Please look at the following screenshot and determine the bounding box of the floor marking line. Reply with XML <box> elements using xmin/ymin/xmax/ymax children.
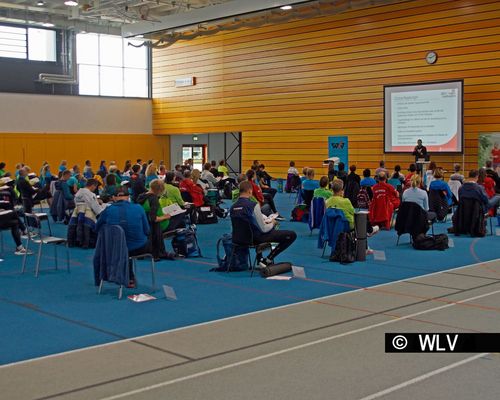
<box><xmin>3</xmin><ymin>258</ymin><xmax>498</xmax><ymax>369</ymax></box>
<box><xmin>356</xmin><ymin>353</ymin><xmax>488</xmax><ymax>400</ymax></box>
<box><xmin>95</xmin><ymin>289</ymin><xmax>500</xmax><ymax>400</ymax></box>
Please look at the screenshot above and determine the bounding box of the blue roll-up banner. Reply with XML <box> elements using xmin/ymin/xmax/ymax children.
<box><xmin>328</xmin><ymin>136</ymin><xmax>348</xmax><ymax>169</ymax></box>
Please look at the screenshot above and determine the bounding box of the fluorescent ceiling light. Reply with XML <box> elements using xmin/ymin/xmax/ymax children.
<box><xmin>36</xmin><ymin>1</ymin><xmax>45</xmax><ymax>6</ymax></box>
<box><xmin>280</xmin><ymin>5</ymin><xmax>292</xmax><ymax>10</ymax></box>
<box><xmin>64</xmin><ymin>1</ymin><xmax>78</xmax><ymax>6</ymax></box>
<box><xmin>42</xmin><ymin>22</ymin><xmax>54</xmax><ymax>27</ymax></box>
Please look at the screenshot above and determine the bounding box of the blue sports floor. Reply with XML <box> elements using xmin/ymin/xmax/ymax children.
<box><xmin>0</xmin><ymin>192</ymin><xmax>498</xmax><ymax>365</ymax></box>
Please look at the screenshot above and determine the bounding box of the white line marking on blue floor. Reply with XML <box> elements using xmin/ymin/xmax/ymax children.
<box><xmin>96</xmin><ymin>289</ymin><xmax>500</xmax><ymax>400</ymax></box>
<box><xmin>2</xmin><ymin>258</ymin><xmax>498</xmax><ymax>369</ymax></box>
<box><xmin>448</xmin><ymin>238</ymin><xmax>455</xmax><ymax>248</ymax></box>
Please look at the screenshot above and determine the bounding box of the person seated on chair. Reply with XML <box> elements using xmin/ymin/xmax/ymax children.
<box><xmin>314</xmin><ymin>176</ymin><xmax>333</xmax><ymax>200</ymax></box>
<box><xmin>231</xmin><ymin>181</ymin><xmax>297</xmax><ymax>267</ymax></box>
<box><xmin>74</xmin><ymin>179</ymin><xmax>105</xmax><ymax>217</ymax></box>
<box><xmin>428</xmin><ymin>168</ymin><xmax>453</xmax><ymax>207</ymax></box>
<box><xmin>129</xmin><ymin>164</ymin><xmax>146</xmax><ymax>203</ymax></box>
<box><xmin>95</xmin><ymin>187</ymin><xmax>151</xmax><ymax>288</ymax></box>
<box><xmin>402</xmin><ymin>174</ymin><xmax>436</xmax><ymax>220</ymax></box>
<box><xmin>391</xmin><ymin>165</ymin><xmax>405</xmax><ymax>183</ymax></box>
<box><xmin>162</xmin><ymin>172</ymin><xmax>185</xmax><ymax>207</ymax></box>
<box><xmin>179</xmin><ymin>170</ymin><xmax>205</xmax><ymax>207</ymax></box>
<box><xmin>257</xmin><ymin>164</ymin><xmax>277</xmax><ymax>199</ymax></box>
<box><xmin>360</xmin><ymin>168</ymin><xmax>376</xmax><ymax>187</ymax></box>
<box><xmin>16</xmin><ymin>167</ymin><xmax>48</xmax><ymax>214</ymax></box>
<box><xmin>100</xmin><ymin>173</ymin><xmax>120</xmax><ymax>203</ymax></box>
<box><xmin>347</xmin><ymin>165</ymin><xmax>360</xmax><ymax>185</ymax></box>
<box><xmin>484</xmin><ymin>161</ymin><xmax>500</xmax><ymax>193</ymax></box>
<box><xmin>0</xmin><ymin>177</ymin><xmax>30</xmax><ymax>255</ymax></box>
<box><xmin>232</xmin><ymin>174</ymin><xmax>273</xmax><ymax>216</ymax></box>
<box><xmin>450</xmin><ymin>164</ymin><xmax>465</xmax><ymax>184</ymax></box>
<box><xmin>326</xmin><ymin>180</ymin><xmax>379</xmax><ymax>236</ymax></box>
<box><xmin>137</xmin><ymin>179</ymin><xmax>183</xmax><ymax>260</ymax></box>
<box><xmin>0</xmin><ymin>162</ymin><xmax>6</xmax><ymax>178</ymax></box>
<box><xmin>369</xmin><ymin>172</ymin><xmax>400</xmax><ymax>230</ymax></box>
<box><xmin>404</xmin><ymin>163</ymin><xmax>418</xmax><ymax>189</ymax></box>
<box><xmin>201</xmin><ymin>162</ymin><xmax>218</xmax><ymax>188</ymax></box>
<box><xmin>288</xmin><ymin>160</ymin><xmax>299</xmax><ymax>177</ymax></box>
<box><xmin>192</xmin><ymin>169</ymin><xmax>210</xmax><ymax>195</ymax></box>
<box><xmin>478</xmin><ymin>168</ymin><xmax>496</xmax><ymax>199</ymax></box>
<box><xmin>217</xmin><ymin>160</ymin><xmax>229</xmax><ymax>177</ymax></box>
<box><xmin>302</xmin><ymin>168</ymin><xmax>319</xmax><ymax>191</ymax></box>
<box><xmin>375</xmin><ymin>160</ymin><xmax>389</xmax><ymax>179</ymax></box>
<box><xmin>457</xmin><ymin>170</ymin><xmax>492</xmax><ymax>213</ymax></box>
<box><xmin>245</xmin><ymin>169</ymin><xmax>282</xmax><ymax>218</ymax></box>
<box><xmin>145</xmin><ymin>163</ymin><xmax>158</xmax><ymax>189</ymax></box>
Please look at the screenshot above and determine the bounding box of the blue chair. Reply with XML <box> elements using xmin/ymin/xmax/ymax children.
<box><xmin>318</xmin><ymin>208</ymin><xmax>351</xmax><ymax>257</ymax></box>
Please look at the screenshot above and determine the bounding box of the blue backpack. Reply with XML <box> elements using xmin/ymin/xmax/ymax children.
<box><xmin>171</xmin><ymin>228</ymin><xmax>201</xmax><ymax>257</ymax></box>
<box><xmin>212</xmin><ymin>234</ymin><xmax>249</xmax><ymax>272</ymax></box>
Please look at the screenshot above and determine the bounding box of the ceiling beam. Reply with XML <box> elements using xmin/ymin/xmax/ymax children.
<box><xmin>122</xmin><ymin>0</ymin><xmax>313</xmax><ymax>37</ymax></box>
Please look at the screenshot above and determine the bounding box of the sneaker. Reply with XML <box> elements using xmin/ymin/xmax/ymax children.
<box><xmin>258</xmin><ymin>257</ymin><xmax>273</xmax><ymax>269</ymax></box>
<box><xmin>14</xmin><ymin>246</ymin><xmax>33</xmax><ymax>256</ymax></box>
<box><xmin>366</xmin><ymin>247</ymin><xmax>374</xmax><ymax>255</ymax></box>
<box><xmin>367</xmin><ymin>226</ymin><xmax>380</xmax><ymax>237</ymax></box>
<box><xmin>275</xmin><ymin>215</ymin><xmax>286</xmax><ymax>221</ymax></box>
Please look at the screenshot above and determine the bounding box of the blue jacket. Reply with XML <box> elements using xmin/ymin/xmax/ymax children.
<box><xmin>318</xmin><ymin>208</ymin><xmax>351</xmax><ymax>250</ymax></box>
<box><xmin>93</xmin><ymin>224</ymin><xmax>129</xmax><ymax>286</ymax></box>
<box><xmin>429</xmin><ymin>180</ymin><xmax>453</xmax><ymax>206</ymax></box>
<box><xmin>95</xmin><ymin>201</ymin><xmax>150</xmax><ymax>251</ymax></box>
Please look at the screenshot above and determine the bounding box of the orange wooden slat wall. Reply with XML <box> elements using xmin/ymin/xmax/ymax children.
<box><xmin>151</xmin><ymin>0</ymin><xmax>500</xmax><ymax>177</ymax></box>
<box><xmin>0</xmin><ymin>133</ymin><xmax>169</xmax><ymax>175</ymax></box>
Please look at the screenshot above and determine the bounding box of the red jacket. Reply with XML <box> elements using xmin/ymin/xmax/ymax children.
<box><xmin>179</xmin><ymin>179</ymin><xmax>205</xmax><ymax>207</ymax></box>
<box><xmin>250</xmin><ymin>180</ymin><xmax>264</xmax><ymax>205</ymax></box>
<box><xmin>369</xmin><ymin>181</ymin><xmax>400</xmax><ymax>229</ymax></box>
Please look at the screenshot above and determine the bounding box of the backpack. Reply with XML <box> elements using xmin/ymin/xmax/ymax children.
<box><xmin>196</xmin><ymin>206</ymin><xmax>218</xmax><ymax>224</ymax></box>
<box><xmin>329</xmin><ymin>231</ymin><xmax>357</xmax><ymax>264</ymax></box>
<box><xmin>171</xmin><ymin>228</ymin><xmax>201</xmax><ymax>257</ymax></box>
<box><xmin>223</xmin><ymin>181</ymin><xmax>234</xmax><ymax>199</ymax></box>
<box><xmin>212</xmin><ymin>234</ymin><xmax>249</xmax><ymax>272</ymax></box>
<box><xmin>291</xmin><ymin>204</ymin><xmax>309</xmax><ymax>222</ymax></box>
<box><xmin>412</xmin><ymin>233</ymin><xmax>449</xmax><ymax>251</ymax></box>
<box><xmin>356</xmin><ymin>187</ymin><xmax>371</xmax><ymax>209</ymax></box>
<box><xmin>344</xmin><ymin>180</ymin><xmax>360</xmax><ymax>207</ymax></box>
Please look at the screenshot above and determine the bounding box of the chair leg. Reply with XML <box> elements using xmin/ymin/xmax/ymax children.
<box><xmin>118</xmin><ymin>285</ymin><xmax>123</xmax><ymax>300</ymax></box>
<box><xmin>132</xmin><ymin>258</ymin><xmax>137</xmax><ymax>286</ymax></box>
<box><xmin>21</xmin><ymin>237</ymin><xmax>29</xmax><ymax>274</ymax></box>
<box><xmin>35</xmin><ymin>241</ymin><xmax>43</xmax><ymax>277</ymax></box>
<box><xmin>489</xmin><ymin>217</ymin><xmax>493</xmax><ymax>236</ymax></box>
<box><xmin>150</xmin><ymin>257</ymin><xmax>156</xmax><ymax>291</ymax></box>
<box><xmin>46</xmin><ymin>217</ymin><xmax>53</xmax><ymax>236</ymax></box>
<box><xmin>396</xmin><ymin>235</ymin><xmax>400</xmax><ymax>246</ymax></box>
<box><xmin>227</xmin><ymin>246</ymin><xmax>236</xmax><ymax>273</ymax></box>
<box><xmin>66</xmin><ymin>244</ymin><xmax>70</xmax><ymax>273</ymax></box>
<box><xmin>98</xmin><ymin>279</ymin><xmax>103</xmax><ymax>294</ymax></box>
<box><xmin>53</xmin><ymin>245</ymin><xmax>58</xmax><ymax>270</ymax></box>
<box><xmin>250</xmin><ymin>252</ymin><xmax>255</xmax><ymax>277</ymax></box>
<box><xmin>321</xmin><ymin>241</ymin><xmax>327</xmax><ymax>258</ymax></box>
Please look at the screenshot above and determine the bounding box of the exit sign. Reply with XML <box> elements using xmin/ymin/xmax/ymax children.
<box><xmin>175</xmin><ymin>77</ymin><xmax>196</xmax><ymax>87</ymax></box>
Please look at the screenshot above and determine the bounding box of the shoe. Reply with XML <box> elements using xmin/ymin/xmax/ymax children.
<box><xmin>366</xmin><ymin>248</ymin><xmax>374</xmax><ymax>255</ymax></box>
<box><xmin>275</xmin><ymin>215</ymin><xmax>286</xmax><ymax>221</ymax></box>
<box><xmin>15</xmin><ymin>246</ymin><xmax>33</xmax><ymax>256</ymax></box>
<box><xmin>258</xmin><ymin>258</ymin><xmax>273</xmax><ymax>269</ymax></box>
<box><xmin>127</xmin><ymin>280</ymin><xmax>136</xmax><ymax>289</ymax></box>
<box><xmin>367</xmin><ymin>226</ymin><xmax>380</xmax><ymax>237</ymax></box>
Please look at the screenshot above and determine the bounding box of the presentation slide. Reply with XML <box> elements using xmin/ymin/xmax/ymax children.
<box><xmin>384</xmin><ymin>81</ymin><xmax>463</xmax><ymax>153</ymax></box>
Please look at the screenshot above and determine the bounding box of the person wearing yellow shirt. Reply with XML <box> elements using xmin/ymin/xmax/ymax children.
<box><xmin>325</xmin><ymin>180</ymin><xmax>355</xmax><ymax>229</ymax></box>
<box><xmin>217</xmin><ymin>160</ymin><xmax>229</xmax><ymax>177</ymax></box>
<box><xmin>313</xmin><ymin>176</ymin><xmax>333</xmax><ymax>200</ymax></box>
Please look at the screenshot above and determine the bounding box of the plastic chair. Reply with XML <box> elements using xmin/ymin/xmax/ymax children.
<box><xmin>21</xmin><ymin>213</ymin><xmax>70</xmax><ymax>277</ymax></box>
<box><xmin>229</xmin><ymin>218</ymin><xmax>272</xmax><ymax>277</ymax></box>
<box><xmin>95</xmin><ymin>225</ymin><xmax>156</xmax><ymax>299</ymax></box>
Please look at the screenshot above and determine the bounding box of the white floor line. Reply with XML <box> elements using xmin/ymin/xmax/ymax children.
<box><xmin>357</xmin><ymin>353</ymin><xmax>488</xmax><ymax>400</ymax></box>
<box><xmin>96</xmin><ymin>289</ymin><xmax>500</xmax><ymax>400</ymax></box>
<box><xmin>1</xmin><ymin>258</ymin><xmax>499</xmax><ymax>369</ymax></box>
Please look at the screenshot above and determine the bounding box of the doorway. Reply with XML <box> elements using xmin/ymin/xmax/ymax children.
<box><xmin>182</xmin><ymin>144</ymin><xmax>207</xmax><ymax>170</ymax></box>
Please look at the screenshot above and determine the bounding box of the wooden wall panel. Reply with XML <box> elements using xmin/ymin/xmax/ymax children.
<box><xmin>152</xmin><ymin>0</ymin><xmax>500</xmax><ymax>177</ymax></box>
<box><xmin>0</xmin><ymin>134</ymin><xmax>169</xmax><ymax>176</ymax></box>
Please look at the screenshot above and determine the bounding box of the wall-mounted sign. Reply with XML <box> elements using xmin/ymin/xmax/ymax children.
<box><xmin>175</xmin><ymin>77</ymin><xmax>196</xmax><ymax>87</ymax></box>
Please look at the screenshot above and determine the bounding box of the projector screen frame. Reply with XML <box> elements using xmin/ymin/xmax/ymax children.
<box><xmin>383</xmin><ymin>79</ymin><xmax>464</xmax><ymax>154</ymax></box>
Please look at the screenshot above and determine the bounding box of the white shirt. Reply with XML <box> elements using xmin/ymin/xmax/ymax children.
<box><xmin>74</xmin><ymin>187</ymin><xmax>105</xmax><ymax>216</ymax></box>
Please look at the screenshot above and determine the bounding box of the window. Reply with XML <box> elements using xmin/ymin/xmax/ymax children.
<box><xmin>28</xmin><ymin>28</ymin><xmax>56</xmax><ymax>62</ymax></box>
<box><xmin>77</xmin><ymin>33</ymin><xmax>149</xmax><ymax>98</ymax></box>
<box><xmin>0</xmin><ymin>24</ymin><xmax>56</xmax><ymax>61</ymax></box>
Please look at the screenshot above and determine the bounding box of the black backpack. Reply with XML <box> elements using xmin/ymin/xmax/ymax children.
<box><xmin>412</xmin><ymin>233</ymin><xmax>449</xmax><ymax>250</ymax></box>
<box><xmin>356</xmin><ymin>187</ymin><xmax>371</xmax><ymax>209</ymax></box>
<box><xmin>171</xmin><ymin>228</ymin><xmax>201</xmax><ymax>257</ymax></box>
<box><xmin>329</xmin><ymin>232</ymin><xmax>357</xmax><ymax>264</ymax></box>
<box><xmin>196</xmin><ymin>206</ymin><xmax>218</xmax><ymax>224</ymax></box>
